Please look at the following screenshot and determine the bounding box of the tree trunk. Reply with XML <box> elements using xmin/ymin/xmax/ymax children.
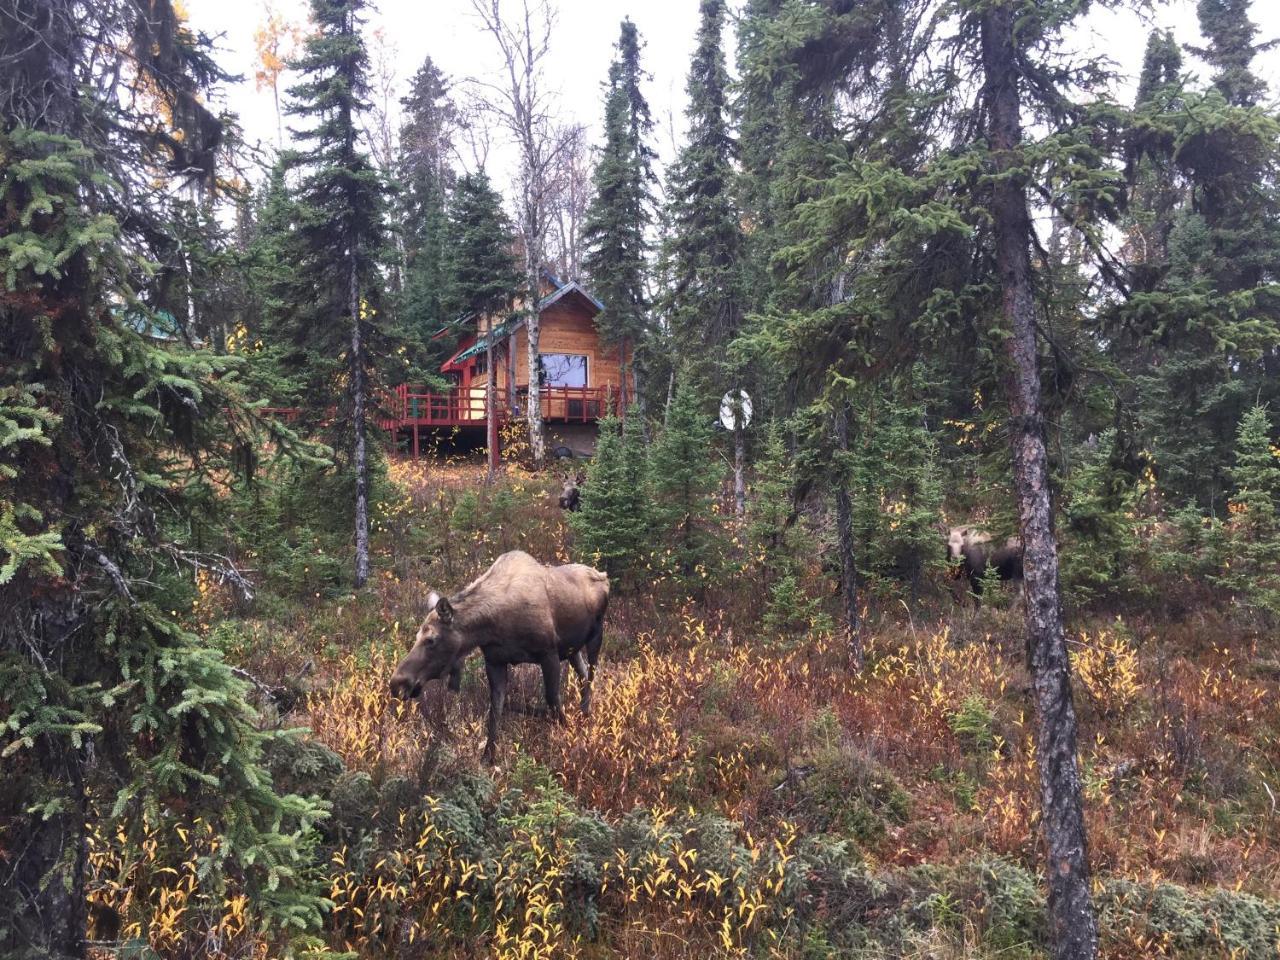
<box><xmin>10</xmin><ymin>698</ymin><xmax>88</xmax><ymax>959</ymax></box>
<box><xmin>273</xmin><ymin>81</ymin><xmax>283</xmax><ymax>150</ymax></box>
<box><xmin>486</xmin><ymin>336</ymin><xmax>499</xmax><ymax>481</ymax></box>
<box><xmin>833</xmin><ymin>405</ymin><xmax>863</xmax><ymax>670</ymax></box>
<box><xmin>733</xmin><ymin>422</ymin><xmax>746</xmax><ymax>518</ymax></box>
<box><xmin>350</xmin><ymin>256</ymin><xmax>370</xmax><ymax>589</ymax></box>
<box><xmin>524</xmin><ymin>255</ymin><xmax>545</xmax><ymax>464</ymax></box>
<box><xmin>981</xmin><ymin>6</ymin><xmax>1098</xmax><ymax>958</ymax></box>
<box><xmin>619</xmin><ymin>336</ymin><xmax>630</xmax><ymax>410</ymax></box>
<box><xmin>505</xmin><ymin>334</ymin><xmax>517</xmax><ymax>413</ymax></box>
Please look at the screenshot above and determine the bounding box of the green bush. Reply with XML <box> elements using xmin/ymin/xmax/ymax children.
<box><xmin>1100</xmin><ymin>878</ymin><xmax>1280</xmax><ymax>958</ymax></box>
<box><xmin>949</xmin><ymin>695</ymin><xmax>996</xmax><ymax>754</ymax></box>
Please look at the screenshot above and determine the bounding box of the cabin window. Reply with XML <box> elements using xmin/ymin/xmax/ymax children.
<box><xmin>474</xmin><ymin>353</ymin><xmax>488</xmax><ymax>376</ymax></box>
<box><xmin>538</xmin><ymin>353</ymin><xmax>588</xmax><ymax>388</ymax></box>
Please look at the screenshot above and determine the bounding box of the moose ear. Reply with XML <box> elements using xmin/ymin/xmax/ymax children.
<box><xmin>435</xmin><ymin>596</ymin><xmax>455</xmax><ymax>624</ymax></box>
<box><xmin>426</xmin><ymin>590</ymin><xmax>442</xmax><ymax>612</ymax></box>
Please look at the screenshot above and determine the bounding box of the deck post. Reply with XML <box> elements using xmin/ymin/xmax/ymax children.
<box><xmin>412</xmin><ymin>424</ymin><xmax>419</xmax><ymax>459</ymax></box>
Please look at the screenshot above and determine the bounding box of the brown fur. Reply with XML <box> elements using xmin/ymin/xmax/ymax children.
<box><xmin>389</xmin><ymin>550</ymin><xmax>608</xmax><ymax>762</ymax></box>
<box><xmin>946</xmin><ymin>526</ymin><xmax>1023</xmax><ymax>601</ymax></box>
<box><xmin>557</xmin><ymin>472</ymin><xmax>585</xmax><ymax>511</ymax></box>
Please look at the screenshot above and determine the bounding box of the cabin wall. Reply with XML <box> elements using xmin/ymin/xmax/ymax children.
<box><xmin>492</xmin><ymin>303</ymin><xmax>629</xmax><ymax>398</ymax></box>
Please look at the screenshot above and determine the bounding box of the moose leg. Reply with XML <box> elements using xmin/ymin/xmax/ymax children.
<box><xmin>580</xmin><ymin>619</ymin><xmax>604</xmax><ymax>716</ymax></box>
<box><xmin>540</xmin><ymin>654</ymin><xmax>567</xmax><ymax>725</ymax></box>
<box><xmin>568</xmin><ymin>649</ymin><xmax>589</xmax><ymax>714</ymax></box>
<box><xmin>968</xmin><ymin>565</ymin><xmax>985</xmax><ymax>607</ymax></box>
<box><xmin>446</xmin><ymin>662</ymin><xmax>462</xmax><ymax>693</ymax></box>
<box><xmin>482</xmin><ymin>660</ymin><xmax>509</xmax><ymax>765</ymax></box>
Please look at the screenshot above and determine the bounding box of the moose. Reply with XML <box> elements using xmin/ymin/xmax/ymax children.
<box><xmin>946</xmin><ymin>526</ymin><xmax>1024</xmax><ymax>601</ymax></box>
<box><xmin>557</xmin><ymin>472</ymin><xmax>585</xmax><ymax>511</ymax></box>
<box><xmin>389</xmin><ymin>550</ymin><xmax>608</xmax><ymax>763</ymax></box>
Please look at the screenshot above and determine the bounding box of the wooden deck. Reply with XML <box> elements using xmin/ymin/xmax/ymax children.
<box><xmin>260</xmin><ymin>385</ymin><xmax>616</xmax><ymax>459</ymax></box>
<box><xmin>381</xmin><ymin>384</ymin><xmax>615</xmax><ymax>429</ymax></box>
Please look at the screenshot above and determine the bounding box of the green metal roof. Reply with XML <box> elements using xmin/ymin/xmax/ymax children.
<box><xmin>453</xmin><ymin>317</ymin><xmax>518</xmax><ymax>363</ymax></box>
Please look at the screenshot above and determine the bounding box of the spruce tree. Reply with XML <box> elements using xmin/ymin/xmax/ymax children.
<box><xmin>648</xmin><ymin>385</ymin><xmax>723</xmax><ymax>591</ymax></box>
<box><xmin>281</xmin><ymin>0</ymin><xmax>389</xmax><ymax>587</ymax></box>
<box><xmin>399</xmin><ymin>55</ymin><xmax>457</xmax><ymax>354</ymax></box>
<box><xmin>1124</xmin><ymin>30</ymin><xmax>1186</xmax><ymax>296</ymax></box>
<box><xmin>1115</xmin><ymin>1</ymin><xmax>1280</xmax><ymax>513</ymax></box>
<box><xmin>1</xmin><ymin>2</ymin><xmax>327</xmax><ymax>953</ymax></box>
<box><xmin>570</xmin><ymin>410</ymin><xmax>650</xmax><ymax>582</ymax></box>
<box><xmin>444</xmin><ymin>171</ymin><xmax>522</xmax><ymax>477</ymax></box>
<box><xmin>582</xmin><ymin>20</ymin><xmax>655</xmax><ymax>407</ymax></box>
<box><xmin>1060</xmin><ymin>430</ymin><xmax>1143</xmax><ymax>606</ymax></box>
<box><xmin>445</xmin><ymin>173</ymin><xmax>522</xmax><ymax>323</ymax></box>
<box><xmin>662</xmin><ymin>0</ymin><xmax>744</xmax><ymax>402</ymax></box>
<box><xmin>850</xmin><ymin>376</ymin><xmax>945</xmax><ymax>600</ymax></box>
<box><xmin>1192</xmin><ymin>0</ymin><xmax>1274</xmax><ymax>108</ymax></box>
<box><xmin>749</xmin><ymin>422</ymin><xmax>834</xmax><ymax>636</ymax></box>
<box><xmin>741</xmin><ymin>0</ymin><xmax>1117</xmax><ymax>950</ymax></box>
<box><xmin>1217</xmin><ymin>405</ymin><xmax>1280</xmax><ymax>616</ymax></box>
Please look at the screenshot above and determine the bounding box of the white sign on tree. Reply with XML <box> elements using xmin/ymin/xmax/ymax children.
<box><xmin>719</xmin><ymin>389</ymin><xmax>753</xmax><ymax>431</ymax></box>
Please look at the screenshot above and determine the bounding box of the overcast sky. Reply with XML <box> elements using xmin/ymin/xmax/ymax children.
<box><xmin>187</xmin><ymin>0</ymin><xmax>1280</xmax><ymax>191</ymax></box>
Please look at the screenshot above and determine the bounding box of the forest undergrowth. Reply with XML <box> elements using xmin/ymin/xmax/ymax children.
<box><xmin>81</xmin><ymin>459</ymin><xmax>1280</xmax><ymax>960</ymax></box>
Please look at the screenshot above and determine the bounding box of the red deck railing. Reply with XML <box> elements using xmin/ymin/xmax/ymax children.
<box><xmin>262</xmin><ymin>386</ymin><xmax>618</xmax><ymax>438</ymax></box>
<box><xmin>388</xmin><ymin>384</ymin><xmax>493</xmax><ymax>427</ymax></box>
<box><xmin>381</xmin><ymin>384</ymin><xmax>616</xmax><ymax>429</ymax></box>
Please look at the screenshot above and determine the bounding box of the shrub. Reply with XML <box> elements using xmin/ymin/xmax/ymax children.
<box><xmin>949</xmin><ymin>695</ymin><xmax>996</xmax><ymax>754</ymax></box>
<box><xmin>773</xmin><ymin>744</ymin><xmax>912</xmax><ymax>846</ymax></box>
<box><xmin>1100</xmin><ymin>878</ymin><xmax>1280</xmax><ymax>958</ymax></box>
<box><xmin>1071</xmin><ymin>627</ymin><xmax>1141</xmax><ymax>718</ymax></box>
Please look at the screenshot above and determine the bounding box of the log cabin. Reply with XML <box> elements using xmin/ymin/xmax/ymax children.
<box><xmin>384</xmin><ymin>272</ymin><xmax>634</xmax><ymax>460</ymax></box>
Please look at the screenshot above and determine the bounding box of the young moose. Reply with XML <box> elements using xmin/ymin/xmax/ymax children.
<box><xmin>946</xmin><ymin>526</ymin><xmax>1024</xmax><ymax>601</ymax></box>
<box><xmin>389</xmin><ymin>550</ymin><xmax>608</xmax><ymax>763</ymax></box>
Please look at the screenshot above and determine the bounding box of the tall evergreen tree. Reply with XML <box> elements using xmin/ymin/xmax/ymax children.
<box><xmin>281</xmin><ymin>0</ymin><xmax>389</xmax><ymax>587</ymax></box>
<box><xmin>742</xmin><ymin>0</ymin><xmax>1119</xmax><ymax>951</ymax></box>
<box><xmin>662</xmin><ymin>0</ymin><xmax>743</xmax><ymax>402</ymax></box>
<box><xmin>1</xmin><ymin>2</ymin><xmax>327</xmax><ymax>954</ymax></box>
<box><xmin>1192</xmin><ymin>0</ymin><xmax>1274</xmax><ymax>108</ymax></box>
<box><xmin>444</xmin><ymin>172</ymin><xmax>522</xmax><ymax>477</ymax></box>
<box><xmin>1124</xmin><ymin>30</ymin><xmax>1185</xmax><ymax>294</ymax></box>
<box><xmin>399</xmin><ymin>55</ymin><xmax>457</xmax><ymax>353</ymax></box>
<box><xmin>445</xmin><ymin>173</ymin><xmax>523</xmax><ymax>324</ymax></box>
<box><xmin>1116</xmin><ymin>1</ymin><xmax>1280</xmax><ymax>512</ymax></box>
<box><xmin>582</xmin><ymin>19</ymin><xmax>655</xmax><ymax>408</ymax></box>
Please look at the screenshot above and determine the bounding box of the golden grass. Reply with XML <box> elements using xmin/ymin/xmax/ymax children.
<box><xmin>86</xmin><ymin>460</ymin><xmax>1280</xmax><ymax>958</ymax></box>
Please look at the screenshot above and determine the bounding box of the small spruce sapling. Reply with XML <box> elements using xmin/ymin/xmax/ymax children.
<box><xmin>1217</xmin><ymin>405</ymin><xmax>1280</xmax><ymax>617</ymax></box>
<box><xmin>570</xmin><ymin>410</ymin><xmax>650</xmax><ymax>583</ymax></box>
<box><xmin>648</xmin><ymin>385</ymin><xmax>724</xmax><ymax>591</ymax></box>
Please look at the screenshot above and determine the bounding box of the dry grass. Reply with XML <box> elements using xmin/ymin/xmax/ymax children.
<box><xmin>87</xmin><ymin>459</ymin><xmax>1280</xmax><ymax>958</ymax></box>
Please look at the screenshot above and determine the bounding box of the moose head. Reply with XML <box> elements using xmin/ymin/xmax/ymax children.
<box><xmin>389</xmin><ymin>591</ymin><xmax>467</xmax><ymax>700</ymax></box>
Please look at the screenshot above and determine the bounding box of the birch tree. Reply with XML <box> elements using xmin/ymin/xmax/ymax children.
<box><xmin>470</xmin><ymin>0</ymin><xmax>569</xmax><ymax>464</ymax></box>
